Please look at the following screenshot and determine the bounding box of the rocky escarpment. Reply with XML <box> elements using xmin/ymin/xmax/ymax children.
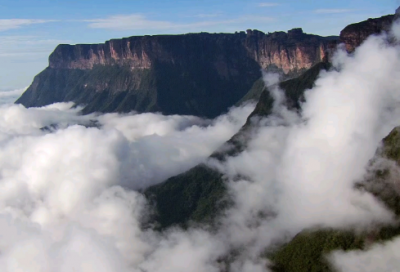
<box><xmin>340</xmin><ymin>14</ymin><xmax>394</xmax><ymax>52</ymax></box>
<box><xmin>16</xmin><ymin>29</ymin><xmax>337</xmax><ymax>118</ymax></box>
<box><xmin>48</xmin><ymin>28</ymin><xmax>334</xmax><ymax>74</ymax></box>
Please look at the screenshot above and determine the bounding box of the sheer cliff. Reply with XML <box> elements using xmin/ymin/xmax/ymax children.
<box><xmin>15</xmin><ymin>29</ymin><xmax>336</xmax><ymax>118</ymax></box>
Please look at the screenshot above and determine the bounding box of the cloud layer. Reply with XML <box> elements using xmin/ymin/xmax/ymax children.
<box><xmin>1</xmin><ymin>18</ymin><xmax>400</xmax><ymax>272</ymax></box>
<box><xmin>314</xmin><ymin>9</ymin><xmax>354</xmax><ymax>14</ymax></box>
<box><xmin>0</xmin><ymin>19</ymin><xmax>56</xmax><ymax>32</ymax></box>
<box><xmin>84</xmin><ymin>14</ymin><xmax>274</xmax><ymax>31</ymax></box>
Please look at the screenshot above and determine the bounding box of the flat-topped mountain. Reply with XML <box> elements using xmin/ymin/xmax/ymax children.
<box><xmin>15</xmin><ymin>28</ymin><xmax>337</xmax><ymax>117</ymax></box>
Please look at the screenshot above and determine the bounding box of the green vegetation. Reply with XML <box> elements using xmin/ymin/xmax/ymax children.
<box><xmin>268</xmin><ymin>224</ymin><xmax>400</xmax><ymax>272</ymax></box>
<box><xmin>143</xmin><ymin>63</ymin><xmax>400</xmax><ymax>272</ymax></box>
<box><xmin>382</xmin><ymin>127</ymin><xmax>400</xmax><ymax>162</ymax></box>
<box><xmin>268</xmin><ymin>125</ymin><xmax>400</xmax><ymax>272</ymax></box>
<box><xmin>235</xmin><ymin>77</ymin><xmax>266</xmax><ymax>105</ymax></box>
<box><xmin>280</xmin><ymin>62</ymin><xmax>331</xmax><ymax>110</ymax></box>
<box><xmin>214</xmin><ymin>61</ymin><xmax>331</xmax><ymax>160</ymax></box>
<box><xmin>269</xmin><ymin>229</ymin><xmax>364</xmax><ymax>272</ymax></box>
<box><xmin>144</xmin><ymin>164</ymin><xmax>228</xmax><ymax>230</ymax></box>
<box><xmin>15</xmin><ymin>65</ymin><xmax>159</xmax><ymax>114</ymax></box>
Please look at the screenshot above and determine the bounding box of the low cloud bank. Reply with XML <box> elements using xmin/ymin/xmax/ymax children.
<box><xmin>0</xmin><ymin>87</ymin><xmax>26</xmax><ymax>105</ymax></box>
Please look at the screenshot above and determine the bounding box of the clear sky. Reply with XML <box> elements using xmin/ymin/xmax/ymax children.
<box><xmin>0</xmin><ymin>0</ymin><xmax>397</xmax><ymax>89</ymax></box>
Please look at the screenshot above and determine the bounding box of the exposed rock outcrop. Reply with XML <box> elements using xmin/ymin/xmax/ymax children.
<box><xmin>340</xmin><ymin>14</ymin><xmax>394</xmax><ymax>52</ymax></box>
<box><xmin>16</xmin><ymin>29</ymin><xmax>337</xmax><ymax>117</ymax></box>
<box><xmin>50</xmin><ymin>30</ymin><xmax>334</xmax><ymax>74</ymax></box>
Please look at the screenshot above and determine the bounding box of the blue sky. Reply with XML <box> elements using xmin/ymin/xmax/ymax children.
<box><xmin>0</xmin><ymin>0</ymin><xmax>397</xmax><ymax>89</ymax></box>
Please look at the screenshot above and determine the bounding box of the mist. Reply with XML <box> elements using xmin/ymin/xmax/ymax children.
<box><xmin>0</xmin><ymin>19</ymin><xmax>400</xmax><ymax>272</ymax></box>
<box><xmin>0</xmin><ymin>88</ymin><xmax>25</xmax><ymax>105</ymax></box>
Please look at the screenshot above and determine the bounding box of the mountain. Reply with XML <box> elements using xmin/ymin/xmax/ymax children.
<box><xmin>143</xmin><ymin>12</ymin><xmax>399</xmax><ymax>230</ymax></box>
<box><xmin>144</xmin><ymin>12</ymin><xmax>400</xmax><ymax>272</ymax></box>
<box><xmin>15</xmin><ymin>29</ymin><xmax>336</xmax><ymax>118</ymax></box>
<box><xmin>144</xmin><ymin>58</ymin><xmax>400</xmax><ymax>272</ymax></box>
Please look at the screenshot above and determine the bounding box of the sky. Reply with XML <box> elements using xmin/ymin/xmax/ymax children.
<box><xmin>0</xmin><ymin>23</ymin><xmax>400</xmax><ymax>271</ymax></box>
<box><xmin>0</xmin><ymin>0</ymin><xmax>397</xmax><ymax>90</ymax></box>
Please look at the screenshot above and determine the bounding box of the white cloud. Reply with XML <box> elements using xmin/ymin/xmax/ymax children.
<box><xmin>0</xmin><ymin>100</ymin><xmax>256</xmax><ymax>271</ymax></box>
<box><xmin>330</xmin><ymin>236</ymin><xmax>400</xmax><ymax>272</ymax></box>
<box><xmin>0</xmin><ymin>19</ymin><xmax>56</xmax><ymax>32</ymax></box>
<box><xmin>193</xmin><ymin>13</ymin><xmax>222</xmax><ymax>18</ymax></box>
<box><xmin>314</xmin><ymin>9</ymin><xmax>354</xmax><ymax>14</ymax></box>
<box><xmin>0</xmin><ymin>36</ymin><xmax>71</xmax><ymax>60</ymax></box>
<box><xmin>206</xmin><ymin>26</ymin><xmax>400</xmax><ymax>266</ymax></box>
<box><xmin>84</xmin><ymin>14</ymin><xmax>274</xmax><ymax>31</ymax></box>
<box><xmin>85</xmin><ymin>14</ymin><xmax>174</xmax><ymax>31</ymax></box>
<box><xmin>258</xmin><ymin>2</ymin><xmax>279</xmax><ymax>7</ymax></box>
<box><xmin>0</xmin><ymin>88</ymin><xmax>26</xmax><ymax>104</ymax></box>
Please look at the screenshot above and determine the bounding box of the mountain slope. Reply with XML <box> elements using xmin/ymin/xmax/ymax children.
<box><xmin>144</xmin><ymin>61</ymin><xmax>331</xmax><ymax>230</ymax></box>
<box><xmin>144</xmin><ymin>164</ymin><xmax>227</xmax><ymax>230</ymax></box>
<box><xmin>267</xmin><ymin>126</ymin><xmax>400</xmax><ymax>272</ymax></box>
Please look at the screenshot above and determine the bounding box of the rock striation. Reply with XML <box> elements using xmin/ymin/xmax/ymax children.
<box><xmin>16</xmin><ymin>29</ymin><xmax>337</xmax><ymax>117</ymax></box>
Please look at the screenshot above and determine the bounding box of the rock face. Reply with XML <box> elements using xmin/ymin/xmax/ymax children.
<box><xmin>16</xmin><ymin>29</ymin><xmax>337</xmax><ymax>118</ymax></box>
<box><xmin>49</xmin><ymin>29</ymin><xmax>334</xmax><ymax>74</ymax></box>
<box><xmin>340</xmin><ymin>14</ymin><xmax>394</xmax><ymax>52</ymax></box>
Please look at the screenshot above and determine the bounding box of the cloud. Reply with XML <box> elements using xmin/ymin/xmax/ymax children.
<box><xmin>314</xmin><ymin>9</ymin><xmax>354</xmax><ymax>14</ymax></box>
<box><xmin>330</xmin><ymin>236</ymin><xmax>400</xmax><ymax>272</ymax></box>
<box><xmin>193</xmin><ymin>13</ymin><xmax>222</xmax><ymax>18</ymax></box>
<box><xmin>0</xmin><ymin>19</ymin><xmax>56</xmax><ymax>32</ymax></box>
<box><xmin>0</xmin><ymin>36</ymin><xmax>71</xmax><ymax>60</ymax></box>
<box><xmin>0</xmin><ymin>88</ymin><xmax>26</xmax><ymax>104</ymax></box>
<box><xmin>84</xmin><ymin>14</ymin><xmax>274</xmax><ymax>31</ymax></box>
<box><xmin>85</xmin><ymin>14</ymin><xmax>174</xmax><ymax>31</ymax></box>
<box><xmin>97</xmin><ymin>105</ymin><xmax>255</xmax><ymax>189</ymax></box>
<box><xmin>0</xmin><ymin>100</ymin><xmax>256</xmax><ymax>270</ymax></box>
<box><xmin>1</xmin><ymin>17</ymin><xmax>400</xmax><ymax>272</ymax></box>
<box><xmin>258</xmin><ymin>2</ymin><xmax>279</xmax><ymax>7</ymax></box>
<box><xmin>206</xmin><ymin>23</ymin><xmax>400</xmax><ymax>267</ymax></box>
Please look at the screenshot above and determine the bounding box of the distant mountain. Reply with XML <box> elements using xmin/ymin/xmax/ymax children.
<box><xmin>15</xmin><ymin>29</ymin><xmax>336</xmax><ymax>118</ymax></box>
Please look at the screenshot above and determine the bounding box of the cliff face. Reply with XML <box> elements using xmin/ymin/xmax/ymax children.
<box><xmin>16</xmin><ymin>29</ymin><xmax>336</xmax><ymax>117</ymax></box>
<box><xmin>245</xmin><ymin>28</ymin><xmax>336</xmax><ymax>74</ymax></box>
<box><xmin>340</xmin><ymin>14</ymin><xmax>394</xmax><ymax>52</ymax></box>
<box><xmin>49</xmin><ymin>29</ymin><xmax>333</xmax><ymax>74</ymax></box>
